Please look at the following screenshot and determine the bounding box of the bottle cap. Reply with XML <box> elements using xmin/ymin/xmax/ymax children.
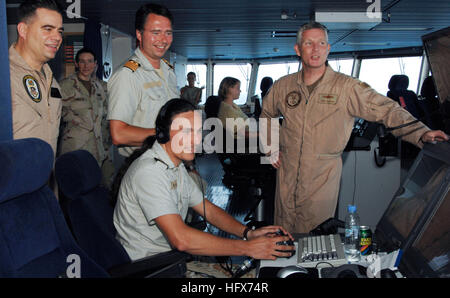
<box><xmin>348</xmin><ymin>205</ymin><xmax>357</xmax><ymax>213</ymax></box>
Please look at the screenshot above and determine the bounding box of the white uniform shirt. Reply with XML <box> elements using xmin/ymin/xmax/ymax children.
<box><xmin>107</xmin><ymin>48</ymin><xmax>179</xmax><ymax>156</ymax></box>
<box><xmin>113</xmin><ymin>142</ymin><xmax>203</xmax><ymax>260</ymax></box>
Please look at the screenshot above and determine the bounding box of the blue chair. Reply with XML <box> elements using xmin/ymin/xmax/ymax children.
<box><xmin>0</xmin><ymin>138</ymin><xmax>108</xmax><ymax>278</ymax></box>
<box><xmin>387</xmin><ymin>74</ymin><xmax>422</xmax><ymax>119</ymax></box>
<box><xmin>55</xmin><ymin>149</ymin><xmax>187</xmax><ymax>277</ymax></box>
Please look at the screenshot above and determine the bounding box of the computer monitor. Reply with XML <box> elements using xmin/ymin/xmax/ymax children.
<box><xmin>422</xmin><ymin>26</ymin><xmax>450</xmax><ymax>104</ymax></box>
<box><xmin>398</xmin><ymin>182</ymin><xmax>450</xmax><ymax>278</ymax></box>
<box><xmin>375</xmin><ymin>141</ymin><xmax>450</xmax><ymax>253</ymax></box>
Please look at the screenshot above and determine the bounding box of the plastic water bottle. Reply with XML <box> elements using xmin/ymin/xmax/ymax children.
<box><xmin>344</xmin><ymin>205</ymin><xmax>361</xmax><ymax>262</ymax></box>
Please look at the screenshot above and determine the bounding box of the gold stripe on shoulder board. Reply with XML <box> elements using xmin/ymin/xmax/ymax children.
<box><xmin>123</xmin><ymin>60</ymin><xmax>140</xmax><ymax>72</ymax></box>
<box><xmin>162</xmin><ymin>58</ymin><xmax>174</xmax><ymax>70</ymax></box>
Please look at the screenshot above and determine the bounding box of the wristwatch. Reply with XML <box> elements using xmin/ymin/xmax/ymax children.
<box><xmin>242</xmin><ymin>226</ymin><xmax>255</xmax><ymax>240</ymax></box>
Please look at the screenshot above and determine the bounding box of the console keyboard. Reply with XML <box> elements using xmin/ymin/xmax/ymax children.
<box><xmin>297</xmin><ymin>234</ymin><xmax>347</xmax><ymax>267</ymax></box>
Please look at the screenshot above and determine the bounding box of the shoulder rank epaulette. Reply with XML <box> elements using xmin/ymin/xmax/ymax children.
<box><xmin>162</xmin><ymin>58</ymin><xmax>174</xmax><ymax>70</ymax></box>
<box><xmin>358</xmin><ymin>81</ymin><xmax>371</xmax><ymax>89</ymax></box>
<box><xmin>123</xmin><ymin>60</ymin><xmax>141</xmax><ymax>72</ymax></box>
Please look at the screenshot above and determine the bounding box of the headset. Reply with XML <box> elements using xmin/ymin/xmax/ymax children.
<box><xmin>155</xmin><ymin>98</ymin><xmax>197</xmax><ymax>144</ymax></box>
<box><xmin>156</xmin><ymin>125</ymin><xmax>170</xmax><ymax>144</ymax></box>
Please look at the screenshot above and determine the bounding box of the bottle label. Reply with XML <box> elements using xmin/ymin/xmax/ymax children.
<box><xmin>345</xmin><ymin>226</ymin><xmax>360</xmax><ymax>239</ymax></box>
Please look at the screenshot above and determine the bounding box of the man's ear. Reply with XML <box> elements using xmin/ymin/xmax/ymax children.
<box><xmin>294</xmin><ymin>43</ymin><xmax>301</xmax><ymax>57</ymax></box>
<box><xmin>136</xmin><ymin>29</ymin><xmax>142</xmax><ymax>47</ymax></box>
<box><xmin>17</xmin><ymin>22</ymin><xmax>28</xmax><ymax>40</ymax></box>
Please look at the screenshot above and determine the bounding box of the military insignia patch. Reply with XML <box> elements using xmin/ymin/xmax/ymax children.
<box><xmin>23</xmin><ymin>75</ymin><xmax>41</xmax><ymax>103</ymax></box>
<box><xmin>171</xmin><ymin>180</ymin><xmax>177</xmax><ymax>190</ymax></box>
<box><xmin>286</xmin><ymin>91</ymin><xmax>301</xmax><ymax>108</ymax></box>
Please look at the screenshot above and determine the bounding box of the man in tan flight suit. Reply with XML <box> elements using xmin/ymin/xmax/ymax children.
<box><xmin>107</xmin><ymin>3</ymin><xmax>179</xmax><ymax>159</ymax></box>
<box><xmin>9</xmin><ymin>0</ymin><xmax>64</xmax><ymax>157</ymax></box>
<box><xmin>260</xmin><ymin>22</ymin><xmax>449</xmax><ymax>233</ymax></box>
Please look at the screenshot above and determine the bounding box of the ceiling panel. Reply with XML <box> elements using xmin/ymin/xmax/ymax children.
<box><xmin>6</xmin><ymin>0</ymin><xmax>450</xmax><ymax>60</ymax></box>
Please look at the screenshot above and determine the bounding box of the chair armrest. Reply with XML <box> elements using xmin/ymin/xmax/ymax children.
<box><xmin>107</xmin><ymin>250</ymin><xmax>190</xmax><ymax>278</ymax></box>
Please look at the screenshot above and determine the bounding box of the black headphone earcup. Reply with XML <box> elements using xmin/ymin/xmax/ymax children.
<box><xmin>156</xmin><ymin>127</ymin><xmax>170</xmax><ymax>144</ymax></box>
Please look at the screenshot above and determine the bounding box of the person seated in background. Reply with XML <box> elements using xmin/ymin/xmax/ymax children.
<box><xmin>260</xmin><ymin>77</ymin><xmax>273</xmax><ymax>99</ymax></box>
<box><xmin>217</xmin><ymin>77</ymin><xmax>255</xmax><ymax>139</ymax></box>
<box><xmin>254</xmin><ymin>77</ymin><xmax>273</xmax><ymax>119</ymax></box>
<box><xmin>59</xmin><ymin>47</ymin><xmax>114</xmax><ymax>188</ymax></box>
<box><xmin>419</xmin><ymin>76</ymin><xmax>445</xmax><ymax>130</ymax></box>
<box><xmin>180</xmin><ymin>72</ymin><xmax>203</xmax><ymax>108</ymax></box>
<box><xmin>113</xmin><ymin>98</ymin><xmax>294</xmax><ymax>262</ymax></box>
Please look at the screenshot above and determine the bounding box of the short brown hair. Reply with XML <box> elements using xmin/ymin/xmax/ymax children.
<box><xmin>296</xmin><ymin>22</ymin><xmax>329</xmax><ymax>45</ymax></box>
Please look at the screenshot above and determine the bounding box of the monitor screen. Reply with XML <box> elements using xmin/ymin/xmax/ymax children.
<box><xmin>385</xmin><ymin>159</ymin><xmax>447</xmax><ymax>240</ymax></box>
<box><xmin>375</xmin><ymin>142</ymin><xmax>450</xmax><ymax>252</ymax></box>
<box><xmin>422</xmin><ymin>26</ymin><xmax>450</xmax><ymax>104</ymax></box>
<box><xmin>399</xmin><ymin>176</ymin><xmax>450</xmax><ymax>277</ymax></box>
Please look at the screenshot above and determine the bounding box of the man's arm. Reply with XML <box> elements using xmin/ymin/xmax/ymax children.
<box><xmin>348</xmin><ymin>81</ymin><xmax>449</xmax><ymax>147</ymax></box>
<box><xmin>109</xmin><ymin>119</ymin><xmax>155</xmax><ymax>147</ymax></box>
<box><xmin>191</xmin><ymin>199</ymin><xmax>290</xmax><ymax>241</ymax></box>
<box><xmin>155</xmin><ymin>212</ymin><xmax>293</xmax><ymax>260</ymax></box>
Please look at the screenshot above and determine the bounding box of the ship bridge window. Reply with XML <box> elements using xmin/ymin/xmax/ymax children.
<box><xmin>256</xmin><ymin>62</ymin><xmax>300</xmax><ymax>97</ymax></box>
<box><xmin>359</xmin><ymin>56</ymin><xmax>422</xmax><ymax>96</ymax></box>
<box><xmin>213</xmin><ymin>63</ymin><xmax>252</xmax><ymax>105</ymax></box>
<box><xmin>328</xmin><ymin>58</ymin><xmax>354</xmax><ymax>76</ymax></box>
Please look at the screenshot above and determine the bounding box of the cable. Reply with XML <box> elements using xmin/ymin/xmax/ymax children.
<box><xmin>352</xmin><ymin>150</ymin><xmax>357</xmax><ymax>206</ymax></box>
<box><xmin>315</xmin><ymin>261</ymin><xmax>335</xmax><ymax>269</ymax></box>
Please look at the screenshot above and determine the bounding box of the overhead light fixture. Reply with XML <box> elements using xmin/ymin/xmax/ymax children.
<box><xmin>370</xmin><ymin>27</ymin><xmax>433</xmax><ymax>31</ymax></box>
<box><xmin>271</xmin><ymin>31</ymin><xmax>297</xmax><ymax>38</ymax></box>
<box><xmin>315</xmin><ymin>11</ymin><xmax>381</xmax><ymax>30</ymax></box>
<box><xmin>343</xmin><ymin>42</ymin><xmax>390</xmax><ymax>46</ymax></box>
<box><xmin>173</xmin><ymin>29</ymin><xmax>221</xmax><ymax>33</ymax></box>
<box><xmin>281</xmin><ymin>9</ymin><xmax>297</xmax><ymax>20</ymax></box>
<box><xmin>186</xmin><ymin>44</ymin><xmax>231</xmax><ymax>47</ymax></box>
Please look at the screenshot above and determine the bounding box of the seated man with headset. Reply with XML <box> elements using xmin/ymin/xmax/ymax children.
<box><xmin>113</xmin><ymin>98</ymin><xmax>294</xmax><ymax>268</ymax></box>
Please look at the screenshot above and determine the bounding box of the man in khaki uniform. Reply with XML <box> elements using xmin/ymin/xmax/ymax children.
<box><xmin>107</xmin><ymin>3</ymin><xmax>179</xmax><ymax>158</ymax></box>
<box><xmin>9</xmin><ymin>0</ymin><xmax>63</xmax><ymax>157</ymax></box>
<box><xmin>59</xmin><ymin>47</ymin><xmax>114</xmax><ymax>187</ymax></box>
<box><xmin>260</xmin><ymin>22</ymin><xmax>449</xmax><ymax>233</ymax></box>
<box><xmin>180</xmin><ymin>72</ymin><xmax>203</xmax><ymax>108</ymax></box>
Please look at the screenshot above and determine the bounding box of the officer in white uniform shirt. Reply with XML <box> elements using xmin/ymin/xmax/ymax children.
<box><xmin>107</xmin><ymin>3</ymin><xmax>178</xmax><ymax>158</ymax></box>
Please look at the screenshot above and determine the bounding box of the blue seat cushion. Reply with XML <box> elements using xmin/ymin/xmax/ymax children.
<box><xmin>0</xmin><ymin>138</ymin><xmax>53</xmax><ymax>203</ymax></box>
<box><xmin>55</xmin><ymin>150</ymin><xmax>102</xmax><ymax>197</ymax></box>
<box><xmin>0</xmin><ymin>189</ymin><xmax>60</xmax><ymax>271</ymax></box>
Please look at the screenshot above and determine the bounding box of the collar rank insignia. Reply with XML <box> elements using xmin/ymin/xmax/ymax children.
<box><xmin>123</xmin><ymin>60</ymin><xmax>140</xmax><ymax>72</ymax></box>
<box><xmin>23</xmin><ymin>75</ymin><xmax>41</xmax><ymax>103</ymax></box>
<box><xmin>162</xmin><ymin>58</ymin><xmax>174</xmax><ymax>70</ymax></box>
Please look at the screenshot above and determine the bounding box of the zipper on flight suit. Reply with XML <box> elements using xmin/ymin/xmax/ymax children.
<box><xmin>293</xmin><ymin>85</ymin><xmax>315</xmax><ymax>205</ymax></box>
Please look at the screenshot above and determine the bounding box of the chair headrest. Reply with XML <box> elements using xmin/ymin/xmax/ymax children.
<box><xmin>0</xmin><ymin>138</ymin><xmax>53</xmax><ymax>203</ymax></box>
<box><xmin>204</xmin><ymin>95</ymin><xmax>222</xmax><ymax>119</ymax></box>
<box><xmin>55</xmin><ymin>150</ymin><xmax>102</xmax><ymax>198</ymax></box>
<box><xmin>388</xmin><ymin>75</ymin><xmax>409</xmax><ymax>91</ymax></box>
<box><xmin>420</xmin><ymin>76</ymin><xmax>437</xmax><ymax>98</ymax></box>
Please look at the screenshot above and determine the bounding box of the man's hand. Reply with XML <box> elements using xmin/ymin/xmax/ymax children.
<box><xmin>268</xmin><ymin>151</ymin><xmax>281</xmax><ymax>169</ymax></box>
<box><xmin>420</xmin><ymin>130</ymin><xmax>449</xmax><ymax>143</ymax></box>
<box><xmin>246</xmin><ymin>234</ymin><xmax>295</xmax><ymax>260</ymax></box>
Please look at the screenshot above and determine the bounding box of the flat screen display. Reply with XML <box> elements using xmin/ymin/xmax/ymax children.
<box><xmin>422</xmin><ymin>26</ymin><xmax>450</xmax><ymax>103</ymax></box>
